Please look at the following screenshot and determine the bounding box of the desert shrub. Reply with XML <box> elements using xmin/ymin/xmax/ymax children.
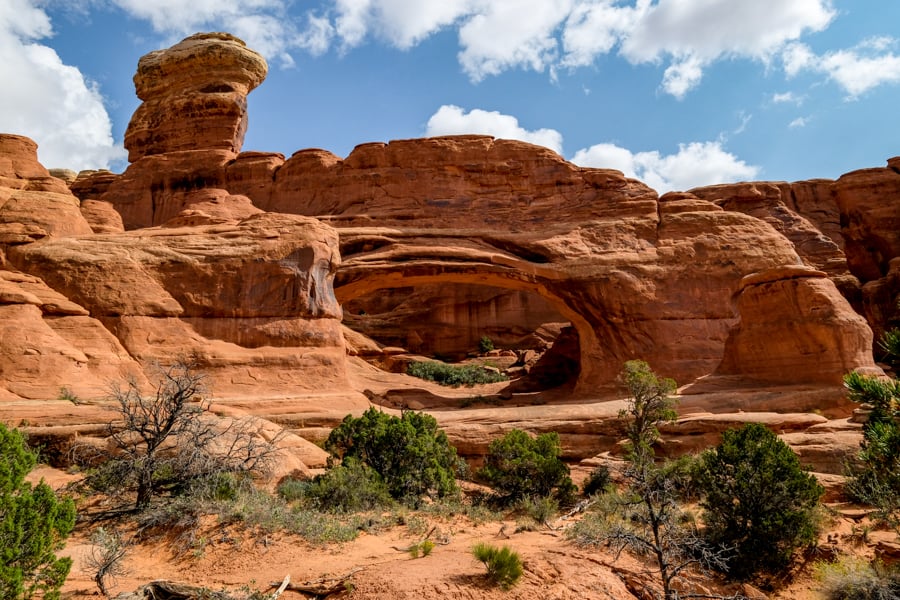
<box><xmin>478</xmin><ymin>429</ymin><xmax>575</xmax><ymax>506</ymax></box>
<box><xmin>879</xmin><ymin>328</ymin><xmax>900</xmax><ymax>369</ymax></box>
<box><xmin>407</xmin><ymin>361</ymin><xmax>507</xmax><ymax>387</ymax></box>
<box><xmin>409</xmin><ymin>539</ymin><xmax>436</xmax><ymax>558</ymax></box>
<box><xmin>472</xmin><ymin>542</ymin><xmax>523</xmax><ymax>590</ymax></box>
<box><xmin>694</xmin><ymin>422</ymin><xmax>823</xmax><ymax>579</ymax></box>
<box><xmin>85</xmin><ymin>527</ymin><xmax>128</xmax><ymax>597</ymax></box>
<box><xmin>660</xmin><ymin>454</ymin><xmax>702</xmax><ymax>501</ymax></box>
<box><xmin>419</xmin><ymin>539</ymin><xmax>435</xmax><ymax>556</ymax></box>
<box><xmin>78</xmin><ymin>362</ymin><xmax>279</xmax><ymax>510</ymax></box>
<box><xmin>325</xmin><ymin>408</ymin><xmax>458</xmax><ymax>505</ymax></box>
<box><xmin>518</xmin><ymin>495</ymin><xmax>558</xmax><ymax>525</ymax></box>
<box><xmin>582</xmin><ymin>465</ymin><xmax>612</xmax><ymax>497</ymax></box>
<box><xmin>479</xmin><ymin>336</ymin><xmax>495</xmax><ymax>354</ymax></box>
<box><xmin>284</xmin><ymin>459</ymin><xmax>393</xmax><ymax>513</ymax></box>
<box><xmin>816</xmin><ymin>557</ymin><xmax>900</xmax><ymax>600</ymax></box>
<box><xmin>843</xmin><ymin>371</ymin><xmax>900</xmax><ymax>529</ymax></box>
<box><xmin>275</xmin><ymin>478</ymin><xmax>307</xmax><ymax>503</ymax></box>
<box><xmin>0</xmin><ymin>423</ymin><xmax>76</xmax><ymax>600</ymax></box>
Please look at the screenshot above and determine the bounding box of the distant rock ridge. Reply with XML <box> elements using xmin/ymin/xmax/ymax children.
<box><xmin>0</xmin><ymin>31</ymin><xmax>895</xmax><ymax>452</ymax></box>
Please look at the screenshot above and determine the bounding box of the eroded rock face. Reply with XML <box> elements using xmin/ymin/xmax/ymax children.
<box><xmin>1</xmin><ymin>30</ymin><xmax>892</xmax><ymax>455</ymax></box>
<box><xmin>688</xmin><ymin>162</ymin><xmax>900</xmax><ymax>341</ymax></box>
<box><xmin>833</xmin><ymin>161</ymin><xmax>900</xmax><ymax>338</ymax></box>
<box><xmin>125</xmin><ymin>32</ymin><xmax>266</xmax><ymax>162</ymax></box>
<box><xmin>99</xmin><ymin>32</ymin><xmax>267</xmax><ymax>230</ymax></box>
<box><xmin>7</xmin><ymin>212</ymin><xmax>347</xmax><ymax>399</ymax></box>
<box><xmin>0</xmin><ymin>134</ymin><xmax>93</xmax><ymax>245</ymax></box>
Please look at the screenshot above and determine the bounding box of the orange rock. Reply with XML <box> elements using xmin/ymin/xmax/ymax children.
<box><xmin>0</xmin><ymin>135</ymin><xmax>93</xmax><ymax>243</ymax></box>
<box><xmin>125</xmin><ymin>32</ymin><xmax>266</xmax><ymax>162</ymax></box>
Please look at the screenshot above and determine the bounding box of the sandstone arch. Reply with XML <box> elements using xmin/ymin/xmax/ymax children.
<box><xmin>1</xmin><ymin>31</ymin><xmax>880</xmax><ymax>410</ymax></box>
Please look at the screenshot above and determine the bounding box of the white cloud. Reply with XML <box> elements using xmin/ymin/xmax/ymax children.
<box><xmin>110</xmin><ymin>0</ymin><xmax>298</xmax><ymax>66</ymax></box>
<box><xmin>296</xmin><ymin>13</ymin><xmax>334</xmax><ymax>56</ymax></box>
<box><xmin>425</xmin><ymin>105</ymin><xmax>563</xmax><ymax>154</ymax></box>
<box><xmin>772</xmin><ymin>91</ymin><xmax>803</xmax><ymax>105</ymax></box>
<box><xmin>789</xmin><ymin>117</ymin><xmax>809</xmax><ymax>128</ymax></box>
<box><xmin>621</xmin><ymin>0</ymin><xmax>833</xmax><ymax>63</ymax></box>
<box><xmin>0</xmin><ymin>0</ymin><xmax>123</xmax><ymax>170</ymax></box>
<box><xmin>661</xmin><ymin>55</ymin><xmax>704</xmax><ymax>99</ymax></box>
<box><xmin>618</xmin><ymin>0</ymin><xmax>834</xmax><ymax>97</ymax></box>
<box><xmin>561</xmin><ymin>1</ymin><xmax>639</xmax><ymax>68</ymax></box>
<box><xmin>342</xmin><ymin>0</ymin><xmax>474</xmax><ymax>50</ymax></box>
<box><xmin>784</xmin><ymin>37</ymin><xmax>900</xmax><ymax>97</ymax></box>
<box><xmin>318</xmin><ymin>0</ymin><xmax>835</xmax><ymax>94</ymax></box>
<box><xmin>457</xmin><ymin>0</ymin><xmax>572</xmax><ymax>81</ymax></box>
<box><xmin>571</xmin><ymin>141</ymin><xmax>759</xmax><ymax>193</ymax></box>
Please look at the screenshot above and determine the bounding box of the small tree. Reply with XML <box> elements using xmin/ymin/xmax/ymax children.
<box><xmin>85</xmin><ymin>528</ymin><xmax>128</xmax><ymax>597</ymax></box>
<box><xmin>324</xmin><ymin>408</ymin><xmax>458</xmax><ymax>504</ymax></box>
<box><xmin>0</xmin><ymin>423</ymin><xmax>76</xmax><ymax>600</ymax></box>
<box><xmin>600</xmin><ymin>361</ymin><xmax>730</xmax><ymax>600</ymax></box>
<box><xmin>843</xmin><ymin>370</ymin><xmax>900</xmax><ymax>531</ymax></box>
<box><xmin>81</xmin><ymin>361</ymin><xmax>279</xmax><ymax>510</ymax></box>
<box><xmin>478</xmin><ymin>429</ymin><xmax>575</xmax><ymax>505</ymax></box>
<box><xmin>694</xmin><ymin>422</ymin><xmax>823</xmax><ymax>579</ymax></box>
<box><xmin>618</xmin><ymin>360</ymin><xmax>678</xmax><ymax>462</ymax></box>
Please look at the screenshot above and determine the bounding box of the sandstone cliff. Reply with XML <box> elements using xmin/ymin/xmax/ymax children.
<box><xmin>1</xmin><ymin>33</ymin><xmax>896</xmax><ymax>472</ymax></box>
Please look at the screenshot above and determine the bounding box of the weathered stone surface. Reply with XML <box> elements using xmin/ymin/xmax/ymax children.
<box><xmin>102</xmin><ymin>149</ymin><xmax>236</xmax><ymax>229</ymax></box>
<box><xmin>0</xmin><ymin>274</ymin><xmax>142</xmax><ymax>400</ymax></box>
<box><xmin>716</xmin><ymin>267</ymin><xmax>877</xmax><ymax>385</ymax></box>
<box><xmin>343</xmin><ymin>284</ymin><xmax>566</xmax><ymax>358</ymax></box>
<box><xmin>70</xmin><ymin>169</ymin><xmax>118</xmax><ymax>200</ymax></box>
<box><xmin>257</xmin><ymin>136</ymin><xmax>655</xmax><ymax>229</ymax></box>
<box><xmin>0</xmin><ymin>135</ymin><xmax>93</xmax><ymax>243</ymax></box>
<box><xmin>689</xmin><ymin>180</ymin><xmax>847</xmax><ymax>277</ymax></box>
<box><xmin>125</xmin><ymin>32</ymin><xmax>266</xmax><ymax>162</ymax></box>
<box><xmin>80</xmin><ymin>200</ymin><xmax>124</xmax><ymax>234</ymax></box>
<box><xmin>0</xmin><ymin>134</ymin><xmax>71</xmax><ymax>194</ymax></box>
<box><xmin>832</xmin><ymin>160</ymin><xmax>900</xmax><ymax>338</ymax></box>
<box><xmin>3</xmin><ymin>212</ymin><xmax>349</xmax><ymax>401</ymax></box>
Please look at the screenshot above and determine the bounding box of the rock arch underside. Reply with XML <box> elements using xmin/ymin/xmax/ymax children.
<box><xmin>2</xmin><ymin>32</ymin><xmax>900</xmax><ymax>470</ymax></box>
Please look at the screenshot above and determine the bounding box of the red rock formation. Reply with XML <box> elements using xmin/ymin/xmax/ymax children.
<box><xmin>7</xmin><ymin>212</ymin><xmax>347</xmax><ymax>399</ymax></box>
<box><xmin>125</xmin><ymin>32</ymin><xmax>266</xmax><ymax>161</ymax></box>
<box><xmin>715</xmin><ymin>266</ymin><xmax>876</xmax><ymax>384</ymax></box>
<box><xmin>0</xmin><ymin>134</ymin><xmax>93</xmax><ymax>245</ymax></box>
<box><xmin>0</xmin><ymin>31</ymin><xmax>889</xmax><ymax>438</ymax></box>
<box><xmin>833</xmin><ymin>160</ymin><xmax>900</xmax><ymax>338</ymax></box>
<box><xmin>689</xmin><ymin>159</ymin><xmax>900</xmax><ymax>342</ymax></box>
<box><xmin>99</xmin><ymin>32</ymin><xmax>267</xmax><ymax>229</ymax></box>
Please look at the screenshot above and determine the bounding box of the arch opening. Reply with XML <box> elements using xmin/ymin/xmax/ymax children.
<box><xmin>339</xmin><ymin>280</ymin><xmax>583</xmax><ymax>394</ymax></box>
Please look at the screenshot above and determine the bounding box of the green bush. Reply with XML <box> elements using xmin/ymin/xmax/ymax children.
<box><xmin>478</xmin><ymin>336</ymin><xmax>495</xmax><ymax>354</ymax></box>
<box><xmin>0</xmin><ymin>423</ymin><xmax>76</xmax><ymax>600</ymax></box>
<box><xmin>582</xmin><ymin>465</ymin><xmax>612</xmax><ymax>497</ymax></box>
<box><xmin>283</xmin><ymin>459</ymin><xmax>393</xmax><ymax>513</ymax></box>
<box><xmin>694</xmin><ymin>422</ymin><xmax>823</xmax><ymax>578</ymax></box>
<box><xmin>472</xmin><ymin>542</ymin><xmax>523</xmax><ymax>590</ymax></box>
<box><xmin>325</xmin><ymin>408</ymin><xmax>459</xmax><ymax>505</ymax></box>
<box><xmin>843</xmin><ymin>371</ymin><xmax>900</xmax><ymax>522</ymax></box>
<box><xmin>407</xmin><ymin>361</ymin><xmax>507</xmax><ymax>387</ymax></box>
<box><xmin>478</xmin><ymin>429</ymin><xmax>575</xmax><ymax>506</ymax></box>
<box><xmin>816</xmin><ymin>557</ymin><xmax>900</xmax><ymax>600</ymax></box>
<box><xmin>409</xmin><ymin>539</ymin><xmax>436</xmax><ymax>558</ymax></box>
<box><xmin>518</xmin><ymin>495</ymin><xmax>558</xmax><ymax>525</ymax></box>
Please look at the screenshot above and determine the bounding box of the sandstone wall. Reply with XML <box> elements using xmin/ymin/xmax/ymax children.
<box><xmin>7</xmin><ymin>31</ymin><xmax>890</xmax><ymax>413</ymax></box>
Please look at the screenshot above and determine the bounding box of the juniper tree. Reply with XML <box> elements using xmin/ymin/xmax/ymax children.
<box><xmin>0</xmin><ymin>423</ymin><xmax>76</xmax><ymax>600</ymax></box>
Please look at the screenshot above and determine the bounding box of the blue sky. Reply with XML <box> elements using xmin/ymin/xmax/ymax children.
<box><xmin>1</xmin><ymin>0</ymin><xmax>899</xmax><ymax>192</ymax></box>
